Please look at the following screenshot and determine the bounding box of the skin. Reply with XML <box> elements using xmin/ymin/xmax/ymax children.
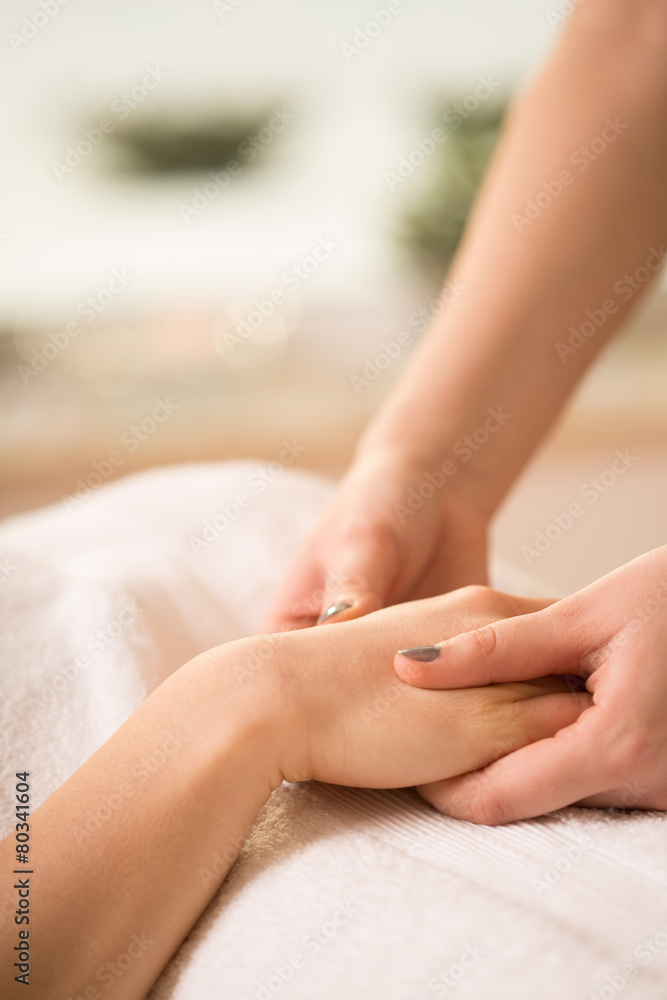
<box><xmin>2</xmin><ymin>1</ymin><xmax>665</xmax><ymax>993</ymax></box>
<box><xmin>395</xmin><ymin>547</ymin><xmax>667</xmax><ymax>824</ymax></box>
<box><xmin>262</xmin><ymin>0</ymin><xmax>667</xmax><ymax>820</ymax></box>
<box><xmin>263</xmin><ymin>0</ymin><xmax>667</xmax><ymax>632</ymax></box>
<box><xmin>0</xmin><ymin>588</ymin><xmax>590</xmax><ymax>999</ymax></box>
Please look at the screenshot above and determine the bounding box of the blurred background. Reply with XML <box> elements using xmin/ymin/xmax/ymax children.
<box><xmin>1</xmin><ymin>0</ymin><xmax>665</xmax><ymax>595</ymax></box>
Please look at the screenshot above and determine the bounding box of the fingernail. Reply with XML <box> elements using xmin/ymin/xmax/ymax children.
<box><xmin>317</xmin><ymin>601</ymin><xmax>353</xmax><ymax>625</ymax></box>
<box><xmin>397</xmin><ymin>645</ymin><xmax>441</xmax><ymax>662</ymax></box>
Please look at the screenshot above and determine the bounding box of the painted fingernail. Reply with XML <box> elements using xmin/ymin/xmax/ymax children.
<box><xmin>397</xmin><ymin>645</ymin><xmax>441</xmax><ymax>662</ymax></box>
<box><xmin>317</xmin><ymin>601</ymin><xmax>353</xmax><ymax>625</ymax></box>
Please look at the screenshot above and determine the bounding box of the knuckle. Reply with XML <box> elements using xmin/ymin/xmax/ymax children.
<box><xmin>468</xmin><ymin>623</ymin><xmax>498</xmax><ymax>657</ymax></box>
<box><xmin>457</xmin><ymin>583</ymin><xmax>495</xmax><ymax>605</ymax></box>
<box><xmin>455</xmin><ymin>584</ymin><xmax>517</xmax><ymax>621</ymax></box>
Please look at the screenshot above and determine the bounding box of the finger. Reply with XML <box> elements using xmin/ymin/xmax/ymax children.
<box><xmin>262</xmin><ymin>557</ymin><xmax>327</xmax><ymax>633</ymax></box>
<box><xmin>262</xmin><ymin>519</ymin><xmax>400</xmax><ymax>631</ymax></box>
<box><xmin>462</xmin><ymin>689</ymin><xmax>592</xmax><ymax>773</ymax></box>
<box><xmin>394</xmin><ymin>602</ymin><xmax>594</xmax><ymax>689</ymax></box>
<box><xmin>418</xmin><ymin>717</ymin><xmax>604</xmax><ymax>824</ymax></box>
<box><xmin>506</xmin><ymin>689</ymin><xmax>593</xmax><ymax>748</ymax></box>
<box><xmin>575</xmin><ymin>791</ymin><xmax>630</xmax><ymax>808</ymax></box>
<box><xmin>315</xmin><ymin>524</ymin><xmax>400</xmax><ymax>625</ymax></box>
<box><xmin>576</xmin><ymin>783</ymin><xmax>659</xmax><ymax>810</ymax></box>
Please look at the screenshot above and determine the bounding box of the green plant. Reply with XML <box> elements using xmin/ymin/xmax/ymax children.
<box><xmin>399</xmin><ymin>100</ymin><xmax>508</xmax><ymax>279</ymax></box>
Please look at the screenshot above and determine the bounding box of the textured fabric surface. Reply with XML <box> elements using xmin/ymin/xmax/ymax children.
<box><xmin>0</xmin><ymin>462</ymin><xmax>665</xmax><ymax>999</ymax></box>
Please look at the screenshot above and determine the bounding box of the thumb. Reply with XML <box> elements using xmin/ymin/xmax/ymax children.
<box><xmin>316</xmin><ymin>524</ymin><xmax>401</xmax><ymax>625</ymax></box>
<box><xmin>262</xmin><ymin>523</ymin><xmax>399</xmax><ymax>632</ymax></box>
<box><xmin>394</xmin><ymin>601</ymin><xmax>594</xmax><ymax>688</ymax></box>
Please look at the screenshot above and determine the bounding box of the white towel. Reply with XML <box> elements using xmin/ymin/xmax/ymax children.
<box><xmin>0</xmin><ymin>462</ymin><xmax>665</xmax><ymax>1000</ymax></box>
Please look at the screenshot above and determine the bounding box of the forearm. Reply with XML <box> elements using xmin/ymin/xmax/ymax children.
<box><xmin>0</xmin><ymin>650</ymin><xmax>284</xmax><ymax>1000</ymax></box>
<box><xmin>359</xmin><ymin>0</ymin><xmax>667</xmax><ymax>516</ymax></box>
<box><xmin>1</xmin><ymin>597</ymin><xmax>589</xmax><ymax>995</ymax></box>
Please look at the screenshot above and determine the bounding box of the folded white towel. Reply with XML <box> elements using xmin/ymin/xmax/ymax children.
<box><xmin>0</xmin><ymin>462</ymin><xmax>665</xmax><ymax>1000</ymax></box>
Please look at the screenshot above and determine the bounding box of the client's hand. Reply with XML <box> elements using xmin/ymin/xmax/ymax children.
<box><xmin>246</xmin><ymin>585</ymin><xmax>591</xmax><ymax>790</ymax></box>
<box><xmin>9</xmin><ymin>585</ymin><xmax>589</xmax><ymax>1000</ymax></box>
<box><xmin>394</xmin><ymin>547</ymin><xmax>667</xmax><ymax>824</ymax></box>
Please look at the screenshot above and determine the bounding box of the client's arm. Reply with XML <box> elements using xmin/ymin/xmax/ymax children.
<box><xmin>0</xmin><ymin>587</ymin><xmax>590</xmax><ymax>999</ymax></box>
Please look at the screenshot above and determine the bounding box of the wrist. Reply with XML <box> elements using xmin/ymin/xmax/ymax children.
<box><xmin>197</xmin><ymin>635</ymin><xmax>312</xmax><ymax>786</ymax></box>
<box><xmin>172</xmin><ymin>645</ymin><xmax>287</xmax><ymax>808</ymax></box>
<box><xmin>350</xmin><ymin>435</ymin><xmax>496</xmax><ymax>524</ymax></box>
<box><xmin>353</xmin><ymin>421</ymin><xmax>445</xmax><ymax>473</ymax></box>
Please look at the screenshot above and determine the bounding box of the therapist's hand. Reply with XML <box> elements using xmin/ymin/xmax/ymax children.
<box><xmin>394</xmin><ymin>547</ymin><xmax>667</xmax><ymax>824</ymax></box>
<box><xmin>262</xmin><ymin>450</ymin><xmax>488</xmax><ymax>632</ymax></box>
